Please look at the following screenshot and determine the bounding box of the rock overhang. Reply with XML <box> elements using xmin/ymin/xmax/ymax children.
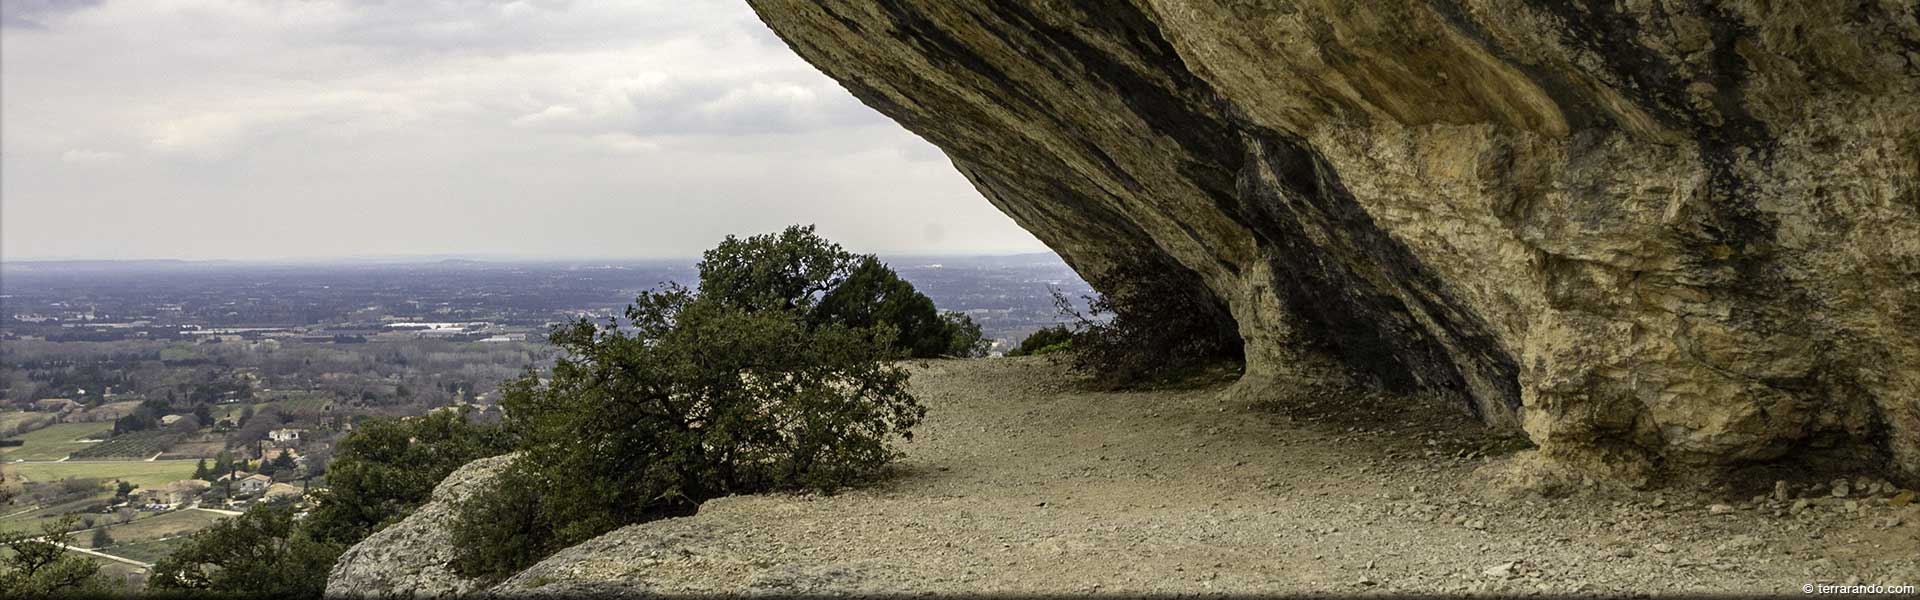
<box><xmin>748</xmin><ymin>0</ymin><xmax>1920</xmax><ymax>486</ymax></box>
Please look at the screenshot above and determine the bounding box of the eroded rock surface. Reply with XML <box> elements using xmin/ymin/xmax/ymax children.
<box><xmin>325</xmin><ymin>453</ymin><xmax>516</xmax><ymax>598</ymax></box>
<box><xmin>748</xmin><ymin>0</ymin><xmax>1920</xmax><ymax>484</ymax></box>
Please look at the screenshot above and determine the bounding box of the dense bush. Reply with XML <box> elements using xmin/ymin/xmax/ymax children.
<box><xmin>697</xmin><ymin>225</ymin><xmax>853</xmax><ymax>314</ymax></box>
<box><xmin>450</xmin><ymin>279</ymin><xmax>925</xmax><ymax>578</ymax></box>
<box><xmin>1</xmin><ymin>516</ymin><xmax>103</xmax><ymax>595</ymax></box>
<box><xmin>148</xmin><ymin>502</ymin><xmax>341</xmax><ymax>597</ymax></box>
<box><xmin>941</xmin><ymin>311</ymin><xmax>990</xmax><ymax>358</ymax></box>
<box><xmin>700</xmin><ymin>225</ymin><xmax>982</xmax><ymax>358</ymax></box>
<box><xmin>1053</xmin><ymin>259</ymin><xmax>1243</xmax><ymax>387</ymax></box>
<box><xmin>1005</xmin><ymin>325</ymin><xmax>1074</xmax><ymax>357</ymax></box>
<box><xmin>111</xmin><ymin>398</ymin><xmax>174</xmax><ymax>435</ymax></box>
<box><xmin>814</xmin><ymin>257</ymin><xmax>950</xmax><ymax>358</ymax></box>
<box><xmin>302</xmin><ymin>408</ymin><xmax>513</xmax><ymax>546</ymax></box>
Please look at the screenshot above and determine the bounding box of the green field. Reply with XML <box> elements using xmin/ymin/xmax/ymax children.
<box><xmin>82</xmin><ymin>509</ymin><xmax>223</xmax><ymax>549</ymax></box>
<box><xmin>218</xmin><ymin>393</ymin><xmax>335</xmax><ymax>421</ymax></box>
<box><xmin>69</xmin><ymin>431</ymin><xmax>179</xmax><ymax>460</ymax></box>
<box><xmin>99</xmin><ymin>535</ymin><xmax>190</xmax><ymax>564</ymax></box>
<box><xmin>0</xmin><ymin>492</ymin><xmax>116</xmax><ymax>534</ymax></box>
<box><xmin>158</xmin><ymin>437</ymin><xmax>226</xmax><ymax>460</ymax></box>
<box><xmin>215</xmin><ymin>403</ymin><xmax>246</xmax><ymax>421</ymax></box>
<box><xmin>0</xmin><ymin>422</ymin><xmax>114</xmax><ymax>461</ymax></box>
<box><xmin>0</xmin><ymin>528</ymin><xmax>156</xmax><ymax>591</ymax></box>
<box><xmin>91</xmin><ymin>558</ymin><xmax>149</xmax><ymax>588</ymax></box>
<box><xmin>6</xmin><ymin>460</ymin><xmax>198</xmax><ymax>490</ymax></box>
<box><xmin>0</xmin><ymin>410</ymin><xmax>52</xmax><ymax>434</ymax></box>
<box><xmin>268</xmin><ymin>392</ymin><xmax>335</xmax><ymax>413</ymax></box>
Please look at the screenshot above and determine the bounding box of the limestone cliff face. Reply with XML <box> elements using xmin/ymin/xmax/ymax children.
<box><xmin>748</xmin><ymin>0</ymin><xmax>1920</xmax><ymax>483</ymax></box>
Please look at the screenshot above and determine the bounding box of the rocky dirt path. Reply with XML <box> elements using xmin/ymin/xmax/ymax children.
<box><xmin>500</xmin><ymin>358</ymin><xmax>1920</xmax><ymax>596</ymax></box>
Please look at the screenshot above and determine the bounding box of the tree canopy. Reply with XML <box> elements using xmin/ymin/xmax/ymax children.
<box><xmin>0</xmin><ymin>516</ymin><xmax>103</xmax><ymax>596</ymax></box>
<box><xmin>451</xmin><ymin>228</ymin><xmax>937</xmax><ymax>579</ymax></box>
<box><xmin>699</xmin><ymin>225</ymin><xmax>986</xmax><ymax>359</ymax></box>
<box><xmin>148</xmin><ymin>502</ymin><xmax>340</xmax><ymax>597</ymax></box>
<box><xmin>301</xmin><ymin>408</ymin><xmax>513</xmax><ymax>546</ymax></box>
<box><xmin>698</xmin><ymin>224</ymin><xmax>853</xmax><ymax>314</ymax></box>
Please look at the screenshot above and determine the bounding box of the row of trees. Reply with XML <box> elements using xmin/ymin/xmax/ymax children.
<box><xmin>111</xmin><ymin>398</ymin><xmax>212</xmax><ymax>435</ymax></box>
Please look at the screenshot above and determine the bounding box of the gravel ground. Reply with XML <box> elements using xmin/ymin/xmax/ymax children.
<box><xmin>498</xmin><ymin>357</ymin><xmax>1920</xmax><ymax>596</ymax></box>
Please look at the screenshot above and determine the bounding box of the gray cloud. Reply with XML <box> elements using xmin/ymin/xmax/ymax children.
<box><xmin>1</xmin><ymin>0</ymin><xmax>105</xmax><ymax>29</ymax></box>
<box><xmin>0</xmin><ymin>0</ymin><xmax>1042</xmax><ymax>260</ymax></box>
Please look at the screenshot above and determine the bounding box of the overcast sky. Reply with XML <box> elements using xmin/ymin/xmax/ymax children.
<box><xmin>0</xmin><ymin>0</ymin><xmax>1046</xmax><ymax>261</ymax></box>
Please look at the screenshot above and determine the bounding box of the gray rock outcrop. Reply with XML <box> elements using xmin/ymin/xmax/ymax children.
<box><xmin>325</xmin><ymin>453</ymin><xmax>516</xmax><ymax>597</ymax></box>
<box><xmin>747</xmin><ymin>0</ymin><xmax>1920</xmax><ymax>485</ymax></box>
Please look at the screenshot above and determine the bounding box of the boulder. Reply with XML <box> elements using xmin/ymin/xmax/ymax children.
<box><xmin>747</xmin><ymin>0</ymin><xmax>1920</xmax><ymax>485</ymax></box>
<box><xmin>325</xmin><ymin>453</ymin><xmax>516</xmax><ymax>597</ymax></box>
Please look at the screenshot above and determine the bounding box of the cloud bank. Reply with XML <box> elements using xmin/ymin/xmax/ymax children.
<box><xmin>0</xmin><ymin>0</ymin><xmax>1046</xmax><ymax>260</ymax></box>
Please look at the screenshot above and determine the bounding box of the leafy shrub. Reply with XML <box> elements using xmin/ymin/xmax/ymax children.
<box><xmin>302</xmin><ymin>408</ymin><xmax>513</xmax><ymax>546</ymax></box>
<box><xmin>697</xmin><ymin>224</ymin><xmax>853</xmax><ymax>313</ymax></box>
<box><xmin>1053</xmin><ymin>258</ymin><xmax>1242</xmax><ymax>387</ymax></box>
<box><xmin>110</xmin><ymin>398</ymin><xmax>174</xmax><ymax>436</ymax></box>
<box><xmin>89</xmin><ymin>527</ymin><xmax>113</xmax><ymax>549</ymax></box>
<box><xmin>148</xmin><ymin>502</ymin><xmax>341</xmax><ymax>597</ymax></box>
<box><xmin>941</xmin><ymin>311</ymin><xmax>990</xmax><ymax>358</ymax></box>
<box><xmin>700</xmin><ymin>225</ymin><xmax>976</xmax><ymax>359</ymax></box>
<box><xmin>443</xmin><ymin>466</ymin><xmax>551</xmax><ymax>579</ymax></box>
<box><xmin>1006</xmin><ymin>325</ymin><xmax>1074</xmax><ymax>357</ymax></box>
<box><xmin>1</xmin><ymin>516</ymin><xmax>103</xmax><ymax>595</ymax></box>
<box><xmin>814</xmin><ymin>256</ymin><xmax>950</xmax><ymax>358</ymax></box>
<box><xmin>450</xmin><ymin>280</ymin><xmax>924</xmax><ymax>579</ymax></box>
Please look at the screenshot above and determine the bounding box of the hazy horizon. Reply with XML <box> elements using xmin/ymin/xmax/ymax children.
<box><xmin>0</xmin><ymin>1</ymin><xmax>1049</xmax><ymax>261</ymax></box>
<box><xmin>0</xmin><ymin>249</ymin><xmax>1068</xmax><ymax>266</ymax></box>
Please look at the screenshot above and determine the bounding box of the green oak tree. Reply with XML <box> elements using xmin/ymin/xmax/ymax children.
<box><xmin>0</xmin><ymin>516</ymin><xmax>104</xmax><ymax>595</ymax></box>
<box><xmin>148</xmin><ymin>503</ymin><xmax>340</xmax><ymax>597</ymax></box>
<box><xmin>450</xmin><ymin>281</ymin><xmax>924</xmax><ymax>579</ymax></box>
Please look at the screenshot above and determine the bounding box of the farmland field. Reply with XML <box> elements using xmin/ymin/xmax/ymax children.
<box><xmin>99</xmin><ymin>535</ymin><xmax>191</xmax><ymax>564</ymax></box>
<box><xmin>0</xmin><ymin>492</ymin><xmax>115</xmax><ymax>533</ymax></box>
<box><xmin>268</xmin><ymin>393</ymin><xmax>335</xmax><ymax>413</ymax></box>
<box><xmin>81</xmin><ymin>509</ymin><xmax>223</xmax><ymax>548</ymax></box>
<box><xmin>0</xmin><ymin>544</ymin><xmax>145</xmax><ymax>589</ymax></box>
<box><xmin>0</xmin><ymin>537</ymin><xmax>157</xmax><ymax>589</ymax></box>
<box><xmin>158</xmin><ymin>435</ymin><xmax>225</xmax><ymax>459</ymax></box>
<box><xmin>221</xmin><ymin>393</ymin><xmax>337</xmax><ymax>421</ymax></box>
<box><xmin>0</xmin><ymin>422</ymin><xmax>113</xmax><ymax>461</ymax></box>
<box><xmin>0</xmin><ymin>410</ymin><xmax>53</xmax><ymax>434</ymax></box>
<box><xmin>7</xmin><ymin>460</ymin><xmax>198</xmax><ymax>490</ymax></box>
<box><xmin>69</xmin><ymin>431</ymin><xmax>179</xmax><ymax>459</ymax></box>
<box><xmin>215</xmin><ymin>403</ymin><xmax>246</xmax><ymax>421</ymax></box>
<box><xmin>90</xmin><ymin>558</ymin><xmax>149</xmax><ymax>588</ymax></box>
